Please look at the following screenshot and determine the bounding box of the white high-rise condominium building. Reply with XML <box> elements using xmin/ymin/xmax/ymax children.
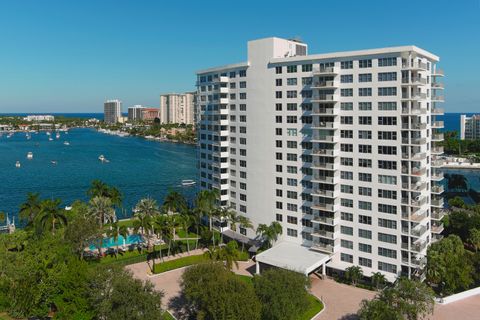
<box><xmin>104</xmin><ymin>99</ymin><xmax>122</xmax><ymax>124</ymax></box>
<box><xmin>196</xmin><ymin>37</ymin><xmax>445</xmax><ymax>281</ymax></box>
<box><xmin>460</xmin><ymin>114</ymin><xmax>480</xmax><ymax>140</ymax></box>
<box><xmin>128</xmin><ymin>105</ymin><xmax>146</xmax><ymax>122</ymax></box>
<box><xmin>160</xmin><ymin>92</ymin><xmax>195</xmax><ymax>125</ymax></box>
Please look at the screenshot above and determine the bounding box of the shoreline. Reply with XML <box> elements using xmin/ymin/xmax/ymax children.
<box><xmin>97</xmin><ymin>128</ymin><xmax>196</xmax><ymax>146</ymax></box>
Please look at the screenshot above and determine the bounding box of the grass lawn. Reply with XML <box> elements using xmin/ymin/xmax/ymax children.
<box><xmin>176</xmin><ymin>228</ymin><xmax>199</xmax><ymax>239</ymax></box>
<box><xmin>153</xmin><ymin>254</ymin><xmax>207</xmax><ymax>273</ymax></box>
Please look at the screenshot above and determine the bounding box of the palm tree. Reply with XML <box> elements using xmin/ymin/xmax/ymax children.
<box><xmin>195</xmin><ymin>189</ymin><xmax>220</xmax><ymax>230</ymax></box>
<box><xmin>36</xmin><ymin>199</ymin><xmax>67</xmax><ymax>235</ymax></box>
<box><xmin>87</xmin><ymin>179</ymin><xmax>123</xmax><ymax>208</ymax></box>
<box><xmin>215</xmin><ymin>206</ymin><xmax>235</xmax><ymax>244</ymax></box>
<box><xmin>163</xmin><ymin>190</ymin><xmax>187</xmax><ymax>215</ymax></box>
<box><xmin>204</xmin><ymin>241</ymin><xmax>240</xmax><ymax>270</ymax></box>
<box><xmin>107</xmin><ymin>221</ymin><xmax>128</xmax><ymax>258</ymax></box>
<box><xmin>153</xmin><ymin>214</ymin><xmax>168</xmax><ymax>262</ymax></box>
<box><xmin>230</xmin><ymin>214</ymin><xmax>254</xmax><ymax>252</ymax></box>
<box><xmin>135</xmin><ymin>197</ymin><xmax>160</xmax><ymax>218</ymax></box>
<box><xmin>133</xmin><ymin>212</ymin><xmax>153</xmax><ymax>251</ymax></box>
<box><xmin>345</xmin><ymin>266</ymin><xmax>363</xmax><ymax>286</ymax></box>
<box><xmin>88</xmin><ymin>196</ymin><xmax>116</xmax><ymax>228</ymax></box>
<box><xmin>371</xmin><ymin>272</ymin><xmax>387</xmax><ymax>290</ymax></box>
<box><xmin>179</xmin><ymin>213</ymin><xmax>194</xmax><ymax>253</ymax></box>
<box><xmin>19</xmin><ymin>192</ymin><xmax>41</xmax><ymax>226</ymax></box>
<box><xmin>256</xmin><ymin>221</ymin><xmax>283</xmax><ymax>248</ymax></box>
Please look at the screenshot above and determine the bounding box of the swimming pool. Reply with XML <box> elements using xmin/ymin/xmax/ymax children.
<box><xmin>89</xmin><ymin>234</ymin><xmax>143</xmax><ymax>250</ymax></box>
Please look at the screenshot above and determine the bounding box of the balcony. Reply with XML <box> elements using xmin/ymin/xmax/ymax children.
<box><xmin>431</xmin><ymin>146</ymin><xmax>444</xmax><ymax>154</ymax></box>
<box><xmin>402</xmin><ymin>182</ymin><xmax>427</xmax><ymax>192</ymax></box>
<box><xmin>311</xmin><ymin>94</ymin><xmax>339</xmax><ymax>102</ymax></box>
<box><xmin>431</xmin><ymin>171</ymin><xmax>444</xmax><ymax>181</ymax></box>
<box><xmin>403</xmin><ymin>210</ymin><xmax>428</xmax><ymax>222</ymax></box>
<box><xmin>312</xmin><ymin>107</ymin><xmax>338</xmax><ymax>115</ymax></box>
<box><xmin>402</xmin><ymin>196</ymin><xmax>427</xmax><ymax>207</ymax></box>
<box><xmin>313</xmin><ymin>148</ymin><xmax>339</xmax><ymax>157</ymax></box>
<box><xmin>313</xmin><ymin>66</ymin><xmax>338</xmax><ymax>75</ymax></box>
<box><xmin>402</xmin><ymin>107</ymin><xmax>427</xmax><ymax>115</ymax></box>
<box><xmin>432</xmin><ymin>69</ymin><xmax>445</xmax><ymax>77</ymax></box>
<box><xmin>432</xmin><ymin>107</ymin><xmax>444</xmax><ymax>115</ymax></box>
<box><xmin>312</xmin><ymin>216</ymin><xmax>337</xmax><ymax>226</ymax></box>
<box><xmin>403</xmin><ymin>123</ymin><xmax>427</xmax><ymax>130</ymax></box>
<box><xmin>311</xmin><ymin>189</ymin><xmax>335</xmax><ymax>198</ymax></box>
<box><xmin>219</xmin><ymin>87</ymin><xmax>229</xmax><ymax>94</ymax></box>
<box><xmin>431</xmin><ymin>159</ymin><xmax>444</xmax><ymax>167</ymax></box>
<box><xmin>402</xmin><ymin>92</ymin><xmax>427</xmax><ymax>100</ymax></box>
<box><xmin>402</xmin><ymin>77</ymin><xmax>427</xmax><ymax>86</ymax></box>
<box><xmin>432</xmin><ymin>121</ymin><xmax>444</xmax><ymax>129</ymax></box>
<box><xmin>402</xmin><ymin>151</ymin><xmax>426</xmax><ymax>161</ymax></box>
<box><xmin>219</xmin><ymin>98</ymin><xmax>229</xmax><ymax>104</ymax></box>
<box><xmin>311</xmin><ymin>134</ymin><xmax>336</xmax><ymax>142</ymax></box>
<box><xmin>431</xmin><ymin>198</ymin><xmax>445</xmax><ymax>208</ymax></box>
<box><xmin>411</xmin><ymin>240</ymin><xmax>428</xmax><ymax>253</ymax></box>
<box><xmin>432</xmin><ymin>82</ymin><xmax>444</xmax><ymax>90</ymax></box>
<box><xmin>312</xmin><ymin>175</ymin><xmax>336</xmax><ymax>184</ymax></box>
<box><xmin>311</xmin><ymin>242</ymin><xmax>335</xmax><ymax>254</ymax></box>
<box><xmin>411</xmin><ymin>225</ymin><xmax>428</xmax><ymax>237</ymax></box>
<box><xmin>432</xmin><ymin>96</ymin><xmax>445</xmax><ymax>102</ymax></box>
<box><xmin>311</xmin><ymin>121</ymin><xmax>337</xmax><ymax>129</ymax></box>
<box><xmin>311</xmin><ymin>162</ymin><xmax>336</xmax><ymax>170</ymax></box>
<box><xmin>312</xmin><ymin>229</ymin><xmax>335</xmax><ymax>239</ymax></box>
<box><xmin>404</xmin><ymin>137</ymin><xmax>427</xmax><ymax>145</ymax></box>
<box><xmin>432</xmin><ymin>209</ymin><xmax>446</xmax><ymax>220</ymax></box>
<box><xmin>411</xmin><ymin>256</ymin><xmax>427</xmax><ymax>267</ymax></box>
<box><xmin>311</xmin><ymin>202</ymin><xmax>337</xmax><ymax>212</ymax></box>
<box><xmin>218</xmin><ymin>76</ymin><xmax>229</xmax><ymax>83</ymax></box>
<box><xmin>402</xmin><ymin>61</ymin><xmax>428</xmax><ymax>70</ymax></box>
<box><xmin>432</xmin><ymin>133</ymin><xmax>444</xmax><ymax>141</ymax></box>
<box><xmin>311</xmin><ymin>80</ymin><xmax>337</xmax><ymax>88</ymax></box>
<box><xmin>431</xmin><ymin>185</ymin><xmax>445</xmax><ymax>194</ymax></box>
<box><xmin>431</xmin><ymin>223</ymin><xmax>444</xmax><ymax>234</ymax></box>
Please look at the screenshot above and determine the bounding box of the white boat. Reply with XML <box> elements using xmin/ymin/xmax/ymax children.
<box><xmin>56</xmin><ymin>132</ymin><xmax>60</xmax><ymax>139</ymax></box>
<box><xmin>98</xmin><ymin>155</ymin><xmax>109</xmax><ymax>163</ymax></box>
<box><xmin>15</xmin><ymin>161</ymin><xmax>21</xmax><ymax>168</ymax></box>
<box><xmin>46</xmin><ymin>132</ymin><xmax>51</xmax><ymax>136</ymax></box>
<box><xmin>48</xmin><ymin>137</ymin><xmax>53</xmax><ymax>141</ymax></box>
<box><xmin>181</xmin><ymin>179</ymin><xmax>196</xmax><ymax>186</ymax></box>
<box><xmin>63</xmin><ymin>141</ymin><xmax>70</xmax><ymax>146</ymax></box>
<box><xmin>27</xmin><ymin>152</ymin><xmax>33</xmax><ymax>160</ymax></box>
<box><xmin>51</xmin><ymin>160</ymin><xmax>58</xmax><ymax>165</ymax></box>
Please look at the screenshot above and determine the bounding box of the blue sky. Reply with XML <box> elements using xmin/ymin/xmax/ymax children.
<box><xmin>0</xmin><ymin>0</ymin><xmax>478</xmax><ymax>113</ymax></box>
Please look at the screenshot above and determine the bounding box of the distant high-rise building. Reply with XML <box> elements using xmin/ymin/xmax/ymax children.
<box><xmin>128</xmin><ymin>105</ymin><xmax>145</xmax><ymax>121</ymax></box>
<box><xmin>104</xmin><ymin>99</ymin><xmax>122</xmax><ymax>124</ymax></box>
<box><xmin>141</xmin><ymin>108</ymin><xmax>160</xmax><ymax>122</ymax></box>
<box><xmin>160</xmin><ymin>92</ymin><xmax>195</xmax><ymax>124</ymax></box>
<box><xmin>460</xmin><ymin>114</ymin><xmax>480</xmax><ymax>140</ymax></box>
<box><xmin>196</xmin><ymin>37</ymin><xmax>445</xmax><ymax>281</ymax></box>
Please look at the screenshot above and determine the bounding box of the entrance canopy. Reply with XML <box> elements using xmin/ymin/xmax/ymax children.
<box><xmin>256</xmin><ymin>241</ymin><xmax>330</xmax><ymax>275</ymax></box>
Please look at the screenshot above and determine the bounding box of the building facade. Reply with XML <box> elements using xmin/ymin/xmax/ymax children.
<box><xmin>460</xmin><ymin>114</ymin><xmax>480</xmax><ymax>140</ymax></box>
<box><xmin>160</xmin><ymin>92</ymin><xmax>195</xmax><ymax>124</ymax></box>
<box><xmin>141</xmin><ymin>108</ymin><xmax>160</xmax><ymax>122</ymax></box>
<box><xmin>25</xmin><ymin>115</ymin><xmax>55</xmax><ymax>122</ymax></box>
<box><xmin>128</xmin><ymin>105</ymin><xmax>145</xmax><ymax>122</ymax></box>
<box><xmin>104</xmin><ymin>99</ymin><xmax>122</xmax><ymax>124</ymax></box>
<box><xmin>196</xmin><ymin>37</ymin><xmax>445</xmax><ymax>280</ymax></box>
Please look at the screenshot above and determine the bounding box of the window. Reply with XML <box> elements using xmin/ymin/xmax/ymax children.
<box><xmin>359</xmin><ymin>117</ymin><xmax>372</xmax><ymax>125</ymax></box>
<box><xmin>341</xmin><ymin>144</ymin><xmax>353</xmax><ymax>152</ymax></box>
<box><xmin>359</xmin><ymin>201</ymin><xmax>372</xmax><ymax>211</ymax></box>
<box><xmin>378</xmin><ymin>247</ymin><xmax>397</xmax><ymax>259</ymax></box>
<box><xmin>341</xmin><ymin>89</ymin><xmax>353</xmax><ymax>97</ymax></box>
<box><xmin>341</xmin><ymin>102</ymin><xmax>353</xmax><ymax>110</ymax></box>
<box><xmin>287</xmin><ymin>91</ymin><xmax>297</xmax><ymax>98</ymax></box>
<box><xmin>276</xmin><ymin>91</ymin><xmax>282</xmax><ymax>98</ymax></box>
<box><xmin>358</xmin><ymin>73</ymin><xmax>372</xmax><ymax>82</ymax></box>
<box><xmin>341</xmin><ymin>253</ymin><xmax>353</xmax><ymax>263</ymax></box>
<box><xmin>341</xmin><ymin>198</ymin><xmax>353</xmax><ymax>208</ymax></box>
<box><xmin>359</xmin><ymin>257</ymin><xmax>372</xmax><ymax>268</ymax></box>
<box><xmin>378</xmin><ymin>218</ymin><xmax>397</xmax><ymax>229</ymax></box>
<box><xmin>286</xmin><ymin>116</ymin><xmax>297</xmax><ymax>123</ymax></box>
<box><xmin>359</xmin><ymin>243</ymin><xmax>372</xmax><ymax>253</ymax></box>
<box><xmin>287</xmin><ymin>228</ymin><xmax>298</xmax><ymax>237</ymax></box>
<box><xmin>341</xmin><ymin>157</ymin><xmax>353</xmax><ymax>166</ymax></box>
<box><xmin>239</xmin><ymin>81</ymin><xmax>246</xmax><ymax>88</ymax></box>
<box><xmin>378</xmin><ymin>189</ymin><xmax>397</xmax><ymax>200</ymax></box>
<box><xmin>341</xmin><ymin>184</ymin><xmax>354</xmax><ymax>194</ymax></box>
<box><xmin>378</xmin><ymin>87</ymin><xmax>397</xmax><ymax>96</ymax></box>
<box><xmin>287</xmin><ymin>65</ymin><xmax>297</xmax><ymax>73</ymax></box>
<box><xmin>239</xmin><ymin>93</ymin><xmax>246</xmax><ymax>99</ymax></box>
<box><xmin>302</xmin><ymin>77</ymin><xmax>312</xmax><ymax>85</ymax></box>
<box><xmin>378</xmin><ymin>57</ymin><xmax>397</xmax><ymax>67</ymax></box>
<box><xmin>287</xmin><ymin>215</ymin><xmax>298</xmax><ymax>224</ymax></box>
<box><xmin>359</xmin><ymin>145</ymin><xmax>372</xmax><ymax>153</ymax></box>
<box><xmin>378</xmin><ymin>262</ymin><xmax>397</xmax><ymax>274</ymax></box>
<box><xmin>378</xmin><ymin>102</ymin><xmax>397</xmax><ymax>110</ymax></box>
<box><xmin>378</xmin><ymin>175</ymin><xmax>397</xmax><ymax>185</ymax></box>
<box><xmin>239</xmin><ymin>70</ymin><xmax>246</xmax><ymax>77</ymax></box>
<box><xmin>359</xmin><ymin>187</ymin><xmax>372</xmax><ymax>196</ymax></box>
<box><xmin>341</xmin><ymin>74</ymin><xmax>353</xmax><ymax>83</ymax></box>
<box><xmin>302</xmin><ymin>64</ymin><xmax>312</xmax><ymax>72</ymax></box>
<box><xmin>378</xmin><ymin>72</ymin><xmax>397</xmax><ymax>81</ymax></box>
<box><xmin>378</xmin><ymin>146</ymin><xmax>397</xmax><ymax>155</ymax></box>
<box><xmin>359</xmin><ymin>102</ymin><xmax>372</xmax><ymax>111</ymax></box>
<box><xmin>358</xmin><ymin>159</ymin><xmax>372</xmax><ymax>168</ymax></box>
<box><xmin>341</xmin><ymin>225</ymin><xmax>353</xmax><ymax>235</ymax></box>
<box><xmin>341</xmin><ymin>239</ymin><xmax>353</xmax><ymax>249</ymax></box>
<box><xmin>359</xmin><ymin>173</ymin><xmax>372</xmax><ymax>182</ymax></box>
<box><xmin>378</xmin><ymin>233</ymin><xmax>397</xmax><ymax>244</ymax></box>
<box><xmin>341</xmin><ymin>130</ymin><xmax>353</xmax><ymax>138</ymax></box>
<box><xmin>359</xmin><ymin>229</ymin><xmax>372</xmax><ymax>239</ymax></box>
<box><xmin>359</xmin><ymin>59</ymin><xmax>372</xmax><ymax>68</ymax></box>
<box><xmin>276</xmin><ymin>79</ymin><xmax>282</xmax><ymax>86</ymax></box>
<box><xmin>275</xmin><ymin>66</ymin><xmax>282</xmax><ymax>74</ymax></box>
<box><xmin>341</xmin><ymin>212</ymin><xmax>353</xmax><ymax>221</ymax></box>
<box><xmin>378</xmin><ymin>117</ymin><xmax>397</xmax><ymax>125</ymax></box>
<box><xmin>358</xmin><ymin>88</ymin><xmax>372</xmax><ymax>96</ymax></box>
<box><xmin>341</xmin><ymin>171</ymin><xmax>353</xmax><ymax>180</ymax></box>
<box><xmin>358</xmin><ymin>130</ymin><xmax>372</xmax><ymax>139</ymax></box>
<box><xmin>359</xmin><ymin>215</ymin><xmax>372</xmax><ymax>225</ymax></box>
<box><xmin>378</xmin><ymin>160</ymin><xmax>397</xmax><ymax>170</ymax></box>
<box><xmin>341</xmin><ymin>116</ymin><xmax>353</xmax><ymax>124</ymax></box>
<box><xmin>341</xmin><ymin>61</ymin><xmax>353</xmax><ymax>69</ymax></box>
<box><xmin>378</xmin><ymin>204</ymin><xmax>397</xmax><ymax>214</ymax></box>
<box><xmin>287</xmin><ymin>78</ymin><xmax>297</xmax><ymax>85</ymax></box>
<box><xmin>378</xmin><ymin>131</ymin><xmax>397</xmax><ymax>140</ymax></box>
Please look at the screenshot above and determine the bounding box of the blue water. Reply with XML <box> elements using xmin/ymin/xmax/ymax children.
<box><xmin>0</xmin><ymin>128</ymin><xmax>197</xmax><ymax>224</ymax></box>
<box><xmin>443</xmin><ymin>113</ymin><xmax>476</xmax><ymax>136</ymax></box>
<box><xmin>89</xmin><ymin>234</ymin><xmax>143</xmax><ymax>250</ymax></box>
<box><xmin>0</xmin><ymin>113</ymin><xmax>127</xmax><ymax>120</ymax></box>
